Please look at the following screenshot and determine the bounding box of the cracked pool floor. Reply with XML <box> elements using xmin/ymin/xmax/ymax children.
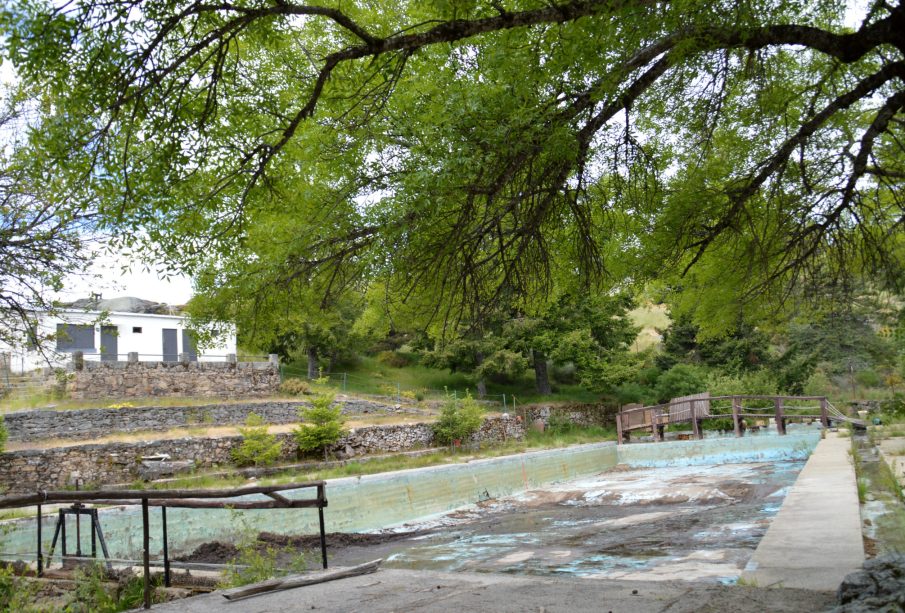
<box><xmin>328</xmin><ymin>460</ymin><xmax>803</xmax><ymax>584</ymax></box>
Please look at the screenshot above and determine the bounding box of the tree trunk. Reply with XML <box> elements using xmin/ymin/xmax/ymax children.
<box><xmin>307</xmin><ymin>347</ymin><xmax>319</xmax><ymax>380</ymax></box>
<box><xmin>533</xmin><ymin>349</ymin><xmax>551</xmax><ymax>395</ymax></box>
<box><xmin>475</xmin><ymin>351</ymin><xmax>487</xmax><ymax>398</ymax></box>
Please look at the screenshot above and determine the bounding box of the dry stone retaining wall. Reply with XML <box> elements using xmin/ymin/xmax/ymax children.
<box><xmin>66</xmin><ymin>360</ymin><xmax>280</xmax><ymax>399</ymax></box>
<box><xmin>0</xmin><ymin>417</ymin><xmax>524</xmax><ymax>493</ymax></box>
<box><xmin>3</xmin><ymin>398</ymin><xmax>413</xmax><ymax>442</ymax></box>
<box><xmin>524</xmin><ymin>403</ymin><xmax>618</xmax><ymax>428</ymax></box>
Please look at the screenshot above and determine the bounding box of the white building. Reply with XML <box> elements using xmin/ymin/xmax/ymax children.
<box><xmin>1</xmin><ymin>297</ymin><xmax>236</xmax><ymax>373</ymax></box>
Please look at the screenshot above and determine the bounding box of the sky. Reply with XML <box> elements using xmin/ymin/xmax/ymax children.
<box><xmin>56</xmin><ymin>252</ymin><xmax>194</xmax><ymax>306</ymax></box>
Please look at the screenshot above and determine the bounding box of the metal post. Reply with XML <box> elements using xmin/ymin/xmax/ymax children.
<box><xmin>318</xmin><ymin>485</ymin><xmax>328</xmax><ymax>570</ymax></box>
<box><xmin>36</xmin><ymin>504</ymin><xmax>43</xmax><ymax>576</ymax></box>
<box><xmin>60</xmin><ymin>509</ymin><xmax>67</xmax><ymax>563</ymax></box>
<box><xmin>142</xmin><ymin>498</ymin><xmax>151</xmax><ymax>609</ymax></box>
<box><xmin>820</xmin><ymin>397</ymin><xmax>829</xmax><ymax>428</ymax></box>
<box><xmin>91</xmin><ymin>510</ymin><xmax>96</xmax><ymax>558</ymax></box>
<box><xmin>162</xmin><ymin>506</ymin><xmax>170</xmax><ymax>587</ymax></box>
<box><xmin>47</xmin><ymin>511</ymin><xmax>63</xmax><ymax>569</ymax></box>
<box><xmin>502</xmin><ymin>393</ymin><xmax>507</xmax><ymax>412</ymax></box>
<box><xmin>75</xmin><ymin>506</ymin><xmax>82</xmax><ymax>558</ymax></box>
<box><xmin>343</xmin><ymin>373</ymin><xmax>347</xmax><ymax>392</ymax></box>
<box><xmin>732</xmin><ymin>397</ymin><xmax>742</xmax><ymax>438</ymax></box>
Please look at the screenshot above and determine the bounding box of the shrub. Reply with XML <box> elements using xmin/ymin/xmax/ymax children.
<box><xmin>65</xmin><ymin>563</ymin><xmax>149</xmax><ymax>612</ymax></box>
<box><xmin>0</xmin><ymin>416</ymin><xmax>6</xmax><ymax>453</ymax></box>
<box><xmin>432</xmin><ymin>394</ymin><xmax>484</xmax><ymax>445</ymax></box>
<box><xmin>704</xmin><ymin>370</ymin><xmax>778</xmax><ymax>397</ymax></box>
<box><xmin>655</xmin><ymin>364</ymin><xmax>706</xmax><ymax>403</ymax></box>
<box><xmin>376</xmin><ymin>351</ymin><xmax>411</xmax><ymax>368</ymax></box>
<box><xmin>279</xmin><ymin>378</ymin><xmax>311</xmax><ymax>396</ymax></box>
<box><xmin>546</xmin><ymin>412</ymin><xmax>576</xmax><ymax>435</ymax></box>
<box><xmin>220</xmin><ymin>511</ymin><xmax>307</xmax><ymax>588</ymax></box>
<box><xmin>613</xmin><ymin>382</ymin><xmax>658</xmax><ymax>406</ymax></box>
<box><xmin>803</xmin><ymin>368</ymin><xmax>834</xmax><ymax>397</ymax></box>
<box><xmin>294</xmin><ymin>394</ymin><xmax>346</xmax><ymax>461</ymax></box>
<box><xmin>0</xmin><ymin>563</ymin><xmax>37</xmax><ymax>611</ymax></box>
<box><xmin>232</xmin><ymin>413</ymin><xmax>283</xmax><ymax>467</ymax></box>
<box><xmin>855</xmin><ymin>369</ymin><xmax>882</xmax><ymax>388</ymax></box>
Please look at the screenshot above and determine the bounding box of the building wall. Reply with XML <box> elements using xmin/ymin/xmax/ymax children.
<box><xmin>1</xmin><ymin>309</ymin><xmax>236</xmax><ymax>373</ymax></box>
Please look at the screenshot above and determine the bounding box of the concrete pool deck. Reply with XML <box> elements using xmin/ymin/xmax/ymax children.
<box><xmin>741</xmin><ymin>432</ymin><xmax>864</xmax><ymax>590</ymax></box>
<box><xmin>149</xmin><ymin>568</ymin><xmax>836</xmax><ymax>612</ymax></box>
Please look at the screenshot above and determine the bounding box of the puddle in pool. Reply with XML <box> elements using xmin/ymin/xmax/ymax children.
<box><xmin>339</xmin><ymin>460</ymin><xmax>804</xmax><ymax>583</ymax></box>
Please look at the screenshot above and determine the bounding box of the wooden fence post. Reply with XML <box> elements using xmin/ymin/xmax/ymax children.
<box><xmin>690</xmin><ymin>400</ymin><xmax>701</xmax><ymax>439</ymax></box>
<box><xmin>732</xmin><ymin>397</ymin><xmax>742</xmax><ymax>438</ymax></box>
<box><xmin>774</xmin><ymin>398</ymin><xmax>786</xmax><ymax>435</ymax></box>
<box><xmin>820</xmin><ymin>397</ymin><xmax>829</xmax><ymax>428</ymax></box>
<box><xmin>616</xmin><ymin>411</ymin><xmax>624</xmax><ymax>445</ymax></box>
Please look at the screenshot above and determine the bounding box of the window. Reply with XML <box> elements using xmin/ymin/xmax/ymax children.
<box><xmin>132</xmin><ymin>327</ymin><xmax>143</xmax><ymax>333</ymax></box>
<box><xmin>56</xmin><ymin>324</ymin><xmax>95</xmax><ymax>351</ymax></box>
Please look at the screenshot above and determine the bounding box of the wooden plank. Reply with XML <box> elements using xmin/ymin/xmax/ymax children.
<box><xmin>221</xmin><ymin>559</ymin><xmax>383</xmax><ymax>601</ymax></box>
<box><xmin>88</xmin><ymin>498</ymin><xmax>322</xmax><ymax>510</ymax></box>
<box><xmin>0</xmin><ymin>482</ymin><xmax>326</xmax><ymax>509</ymax></box>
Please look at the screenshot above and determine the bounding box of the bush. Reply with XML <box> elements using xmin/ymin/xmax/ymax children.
<box><xmin>704</xmin><ymin>370</ymin><xmax>778</xmax><ymax>397</ymax></box>
<box><xmin>65</xmin><ymin>563</ymin><xmax>149</xmax><ymax>612</ymax></box>
<box><xmin>232</xmin><ymin>413</ymin><xmax>283</xmax><ymax>467</ymax></box>
<box><xmin>279</xmin><ymin>378</ymin><xmax>311</xmax><ymax>396</ymax></box>
<box><xmin>0</xmin><ymin>416</ymin><xmax>6</xmax><ymax>453</ymax></box>
<box><xmin>655</xmin><ymin>364</ymin><xmax>706</xmax><ymax>403</ymax></box>
<box><xmin>432</xmin><ymin>394</ymin><xmax>484</xmax><ymax>445</ymax></box>
<box><xmin>220</xmin><ymin>511</ymin><xmax>307</xmax><ymax>588</ymax></box>
<box><xmin>803</xmin><ymin>368</ymin><xmax>834</xmax><ymax>397</ymax></box>
<box><xmin>546</xmin><ymin>412</ymin><xmax>576</xmax><ymax>435</ymax></box>
<box><xmin>376</xmin><ymin>351</ymin><xmax>411</xmax><ymax>368</ymax></box>
<box><xmin>855</xmin><ymin>369</ymin><xmax>882</xmax><ymax>388</ymax></box>
<box><xmin>294</xmin><ymin>394</ymin><xmax>346</xmax><ymax>460</ymax></box>
<box><xmin>613</xmin><ymin>382</ymin><xmax>658</xmax><ymax>406</ymax></box>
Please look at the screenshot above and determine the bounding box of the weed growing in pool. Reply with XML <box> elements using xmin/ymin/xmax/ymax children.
<box><xmin>220</xmin><ymin>510</ymin><xmax>307</xmax><ymax>588</ymax></box>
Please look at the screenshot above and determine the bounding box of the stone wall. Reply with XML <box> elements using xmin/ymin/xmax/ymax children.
<box><xmin>3</xmin><ymin>398</ymin><xmax>415</xmax><ymax>442</ymax></box>
<box><xmin>0</xmin><ymin>417</ymin><xmax>525</xmax><ymax>493</ymax></box>
<box><xmin>524</xmin><ymin>403</ymin><xmax>618</xmax><ymax>428</ymax></box>
<box><xmin>65</xmin><ymin>360</ymin><xmax>280</xmax><ymax>400</ymax></box>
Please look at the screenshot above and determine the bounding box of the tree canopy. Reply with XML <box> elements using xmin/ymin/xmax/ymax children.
<box><xmin>2</xmin><ymin>0</ymin><xmax>903</xmax><ymax>333</ymax></box>
<box><xmin>0</xmin><ymin>85</ymin><xmax>97</xmax><ymax>349</ymax></box>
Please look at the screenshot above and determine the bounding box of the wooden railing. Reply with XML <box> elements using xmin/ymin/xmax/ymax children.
<box><xmin>0</xmin><ymin>482</ymin><xmax>328</xmax><ymax>609</ymax></box>
<box><xmin>616</xmin><ymin>394</ymin><xmax>831</xmax><ymax>445</ymax></box>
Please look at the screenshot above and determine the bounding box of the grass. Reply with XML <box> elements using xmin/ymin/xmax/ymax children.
<box><xmin>628</xmin><ymin>303</ymin><xmax>670</xmax><ymax>352</ymax></box>
<box><xmin>282</xmin><ymin>355</ymin><xmax>604</xmax><ymax>406</ymax></box>
<box><xmin>0</xmin><ymin>393</ymin><xmax>284</xmax><ymax>414</ymax></box>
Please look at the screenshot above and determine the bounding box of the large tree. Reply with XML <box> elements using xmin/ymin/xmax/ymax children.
<box><xmin>3</xmin><ymin>0</ymin><xmax>904</xmax><ymax>332</ymax></box>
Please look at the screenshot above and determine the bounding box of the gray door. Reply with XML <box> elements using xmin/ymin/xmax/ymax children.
<box><xmin>162</xmin><ymin>328</ymin><xmax>178</xmax><ymax>362</ymax></box>
<box><xmin>100</xmin><ymin>326</ymin><xmax>118</xmax><ymax>361</ymax></box>
<box><xmin>181</xmin><ymin>330</ymin><xmax>198</xmax><ymax>362</ymax></box>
